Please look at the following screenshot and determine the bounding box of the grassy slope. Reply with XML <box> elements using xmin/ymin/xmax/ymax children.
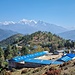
<box><xmin>11</xmin><ymin>59</ymin><xmax>75</xmax><ymax>75</ymax></box>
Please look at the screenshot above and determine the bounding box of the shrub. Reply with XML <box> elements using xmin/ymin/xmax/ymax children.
<box><xmin>0</xmin><ymin>69</ymin><xmax>6</xmax><ymax>75</ymax></box>
<box><xmin>59</xmin><ymin>64</ymin><xmax>63</xmax><ymax>67</ymax></box>
<box><xmin>63</xmin><ymin>73</ymin><xmax>69</xmax><ymax>75</ymax></box>
<box><xmin>11</xmin><ymin>68</ymin><xmax>16</xmax><ymax>72</ymax></box>
<box><xmin>5</xmin><ymin>72</ymin><xmax>11</xmax><ymax>75</ymax></box>
<box><xmin>73</xmin><ymin>62</ymin><xmax>75</xmax><ymax>65</ymax></box>
<box><xmin>64</xmin><ymin>67</ymin><xmax>68</xmax><ymax>70</ymax></box>
<box><xmin>49</xmin><ymin>67</ymin><xmax>55</xmax><ymax>71</ymax></box>
<box><xmin>32</xmin><ymin>68</ymin><xmax>39</xmax><ymax>73</ymax></box>
<box><xmin>43</xmin><ymin>67</ymin><xmax>61</xmax><ymax>75</ymax></box>
<box><xmin>21</xmin><ymin>69</ymin><xmax>28</xmax><ymax>74</ymax></box>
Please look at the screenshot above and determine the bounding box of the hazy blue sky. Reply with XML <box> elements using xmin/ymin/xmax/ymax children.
<box><xmin>0</xmin><ymin>0</ymin><xmax>75</xmax><ymax>29</ymax></box>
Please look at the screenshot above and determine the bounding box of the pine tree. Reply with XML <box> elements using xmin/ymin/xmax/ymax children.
<box><xmin>0</xmin><ymin>47</ymin><xmax>4</xmax><ymax>67</ymax></box>
<box><xmin>4</xmin><ymin>45</ymin><xmax>13</xmax><ymax>59</ymax></box>
<box><xmin>12</xmin><ymin>45</ymin><xmax>19</xmax><ymax>56</ymax></box>
<box><xmin>21</xmin><ymin>46</ymin><xmax>29</xmax><ymax>55</ymax></box>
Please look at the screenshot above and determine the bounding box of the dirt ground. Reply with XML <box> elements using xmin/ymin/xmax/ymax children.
<box><xmin>35</xmin><ymin>53</ymin><xmax>63</xmax><ymax>60</ymax></box>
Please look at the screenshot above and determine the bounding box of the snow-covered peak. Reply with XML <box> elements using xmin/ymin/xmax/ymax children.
<box><xmin>37</xmin><ymin>20</ymin><xmax>47</xmax><ymax>26</ymax></box>
<box><xmin>0</xmin><ymin>19</ymin><xmax>37</xmax><ymax>25</ymax></box>
<box><xmin>0</xmin><ymin>21</ymin><xmax>16</xmax><ymax>25</ymax></box>
<box><xmin>19</xmin><ymin>19</ymin><xmax>37</xmax><ymax>25</ymax></box>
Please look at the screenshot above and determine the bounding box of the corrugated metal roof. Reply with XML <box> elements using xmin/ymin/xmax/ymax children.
<box><xmin>57</xmin><ymin>56</ymin><xmax>72</xmax><ymax>62</ymax></box>
<box><xmin>11</xmin><ymin>51</ymin><xmax>48</xmax><ymax>62</ymax></box>
<box><xmin>51</xmin><ymin>61</ymin><xmax>63</xmax><ymax>65</ymax></box>
<box><xmin>10</xmin><ymin>52</ymin><xmax>74</xmax><ymax>65</ymax></box>
<box><xmin>65</xmin><ymin>53</ymin><xmax>75</xmax><ymax>58</ymax></box>
<box><xmin>10</xmin><ymin>56</ymin><xmax>27</xmax><ymax>62</ymax></box>
<box><xmin>25</xmin><ymin>51</ymin><xmax>47</xmax><ymax>58</ymax></box>
<box><xmin>25</xmin><ymin>59</ymin><xmax>63</xmax><ymax>65</ymax></box>
<box><xmin>25</xmin><ymin>59</ymin><xmax>52</xmax><ymax>65</ymax></box>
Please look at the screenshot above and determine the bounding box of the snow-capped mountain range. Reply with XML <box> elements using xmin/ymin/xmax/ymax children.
<box><xmin>0</xmin><ymin>19</ymin><xmax>67</xmax><ymax>34</ymax></box>
<box><xmin>0</xmin><ymin>19</ymin><xmax>75</xmax><ymax>41</ymax></box>
<box><xmin>0</xmin><ymin>19</ymin><xmax>37</xmax><ymax>25</ymax></box>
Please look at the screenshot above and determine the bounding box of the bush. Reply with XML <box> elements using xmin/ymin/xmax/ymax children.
<box><xmin>64</xmin><ymin>67</ymin><xmax>68</xmax><ymax>70</ymax></box>
<box><xmin>73</xmin><ymin>62</ymin><xmax>75</xmax><ymax>65</ymax></box>
<box><xmin>32</xmin><ymin>68</ymin><xmax>39</xmax><ymax>73</ymax></box>
<box><xmin>11</xmin><ymin>68</ymin><xmax>16</xmax><ymax>72</ymax></box>
<box><xmin>0</xmin><ymin>69</ymin><xmax>6</xmax><ymax>75</ymax></box>
<box><xmin>43</xmin><ymin>67</ymin><xmax>61</xmax><ymax>75</ymax></box>
<box><xmin>49</xmin><ymin>67</ymin><xmax>55</xmax><ymax>71</ymax></box>
<box><xmin>21</xmin><ymin>69</ymin><xmax>28</xmax><ymax>74</ymax></box>
<box><xmin>5</xmin><ymin>72</ymin><xmax>11</xmax><ymax>75</ymax></box>
<box><xmin>63</xmin><ymin>73</ymin><xmax>69</xmax><ymax>75</ymax></box>
<box><xmin>0</xmin><ymin>68</ymin><xmax>2</xmax><ymax>72</ymax></box>
<box><xmin>3</xmin><ymin>62</ymin><xmax>8</xmax><ymax>68</ymax></box>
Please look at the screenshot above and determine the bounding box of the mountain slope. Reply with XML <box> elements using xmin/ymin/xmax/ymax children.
<box><xmin>58</xmin><ymin>30</ymin><xmax>75</xmax><ymax>40</ymax></box>
<box><xmin>0</xmin><ymin>29</ymin><xmax>17</xmax><ymax>41</ymax></box>
<box><xmin>0</xmin><ymin>19</ymin><xmax>67</xmax><ymax>34</ymax></box>
<box><xmin>0</xmin><ymin>33</ymin><xmax>23</xmax><ymax>46</ymax></box>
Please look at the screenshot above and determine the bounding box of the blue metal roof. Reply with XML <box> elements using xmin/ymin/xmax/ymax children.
<box><xmin>11</xmin><ymin>56</ymin><xmax>27</xmax><ymax>62</ymax></box>
<box><xmin>10</xmin><ymin>52</ymin><xmax>74</xmax><ymax>65</ymax></box>
<box><xmin>24</xmin><ymin>51</ymin><xmax>47</xmax><ymax>58</ymax></box>
<box><xmin>25</xmin><ymin>59</ymin><xmax>63</xmax><ymax>65</ymax></box>
<box><xmin>57</xmin><ymin>56</ymin><xmax>72</xmax><ymax>62</ymax></box>
<box><xmin>11</xmin><ymin>51</ymin><xmax>47</xmax><ymax>62</ymax></box>
<box><xmin>65</xmin><ymin>53</ymin><xmax>75</xmax><ymax>58</ymax></box>
<box><xmin>51</xmin><ymin>61</ymin><xmax>63</xmax><ymax>65</ymax></box>
<box><xmin>25</xmin><ymin>59</ymin><xmax>52</xmax><ymax>65</ymax></box>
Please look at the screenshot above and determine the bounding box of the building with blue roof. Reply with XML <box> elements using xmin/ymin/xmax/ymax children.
<box><xmin>51</xmin><ymin>61</ymin><xmax>63</xmax><ymax>65</ymax></box>
<box><xmin>25</xmin><ymin>59</ymin><xmax>52</xmax><ymax>65</ymax></box>
<box><xmin>8</xmin><ymin>51</ymin><xmax>49</xmax><ymax>68</ymax></box>
<box><xmin>57</xmin><ymin>53</ymin><xmax>75</xmax><ymax>62</ymax></box>
<box><xmin>9</xmin><ymin>51</ymin><xmax>75</xmax><ymax>69</ymax></box>
<box><xmin>25</xmin><ymin>59</ymin><xmax>63</xmax><ymax>65</ymax></box>
<box><xmin>65</xmin><ymin>53</ymin><xmax>75</xmax><ymax>59</ymax></box>
<box><xmin>10</xmin><ymin>51</ymin><xmax>48</xmax><ymax>62</ymax></box>
<box><xmin>57</xmin><ymin>56</ymin><xmax>72</xmax><ymax>62</ymax></box>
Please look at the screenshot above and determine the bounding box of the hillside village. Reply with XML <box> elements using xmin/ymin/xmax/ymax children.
<box><xmin>0</xmin><ymin>31</ymin><xmax>75</xmax><ymax>75</ymax></box>
<box><xmin>0</xmin><ymin>0</ymin><xmax>75</xmax><ymax>75</ymax></box>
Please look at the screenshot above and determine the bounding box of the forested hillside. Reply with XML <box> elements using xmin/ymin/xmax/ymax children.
<box><xmin>0</xmin><ymin>31</ymin><xmax>65</xmax><ymax>48</ymax></box>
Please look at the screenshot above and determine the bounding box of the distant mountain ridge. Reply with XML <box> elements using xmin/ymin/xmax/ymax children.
<box><xmin>0</xmin><ymin>29</ymin><xmax>16</xmax><ymax>41</ymax></box>
<box><xmin>0</xmin><ymin>33</ymin><xmax>23</xmax><ymax>46</ymax></box>
<box><xmin>58</xmin><ymin>30</ymin><xmax>75</xmax><ymax>40</ymax></box>
<box><xmin>0</xmin><ymin>19</ymin><xmax>68</xmax><ymax>34</ymax></box>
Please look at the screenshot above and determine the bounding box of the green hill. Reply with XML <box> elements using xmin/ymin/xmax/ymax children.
<box><xmin>0</xmin><ymin>33</ymin><xmax>24</xmax><ymax>46</ymax></box>
<box><xmin>0</xmin><ymin>31</ymin><xmax>66</xmax><ymax>51</ymax></box>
